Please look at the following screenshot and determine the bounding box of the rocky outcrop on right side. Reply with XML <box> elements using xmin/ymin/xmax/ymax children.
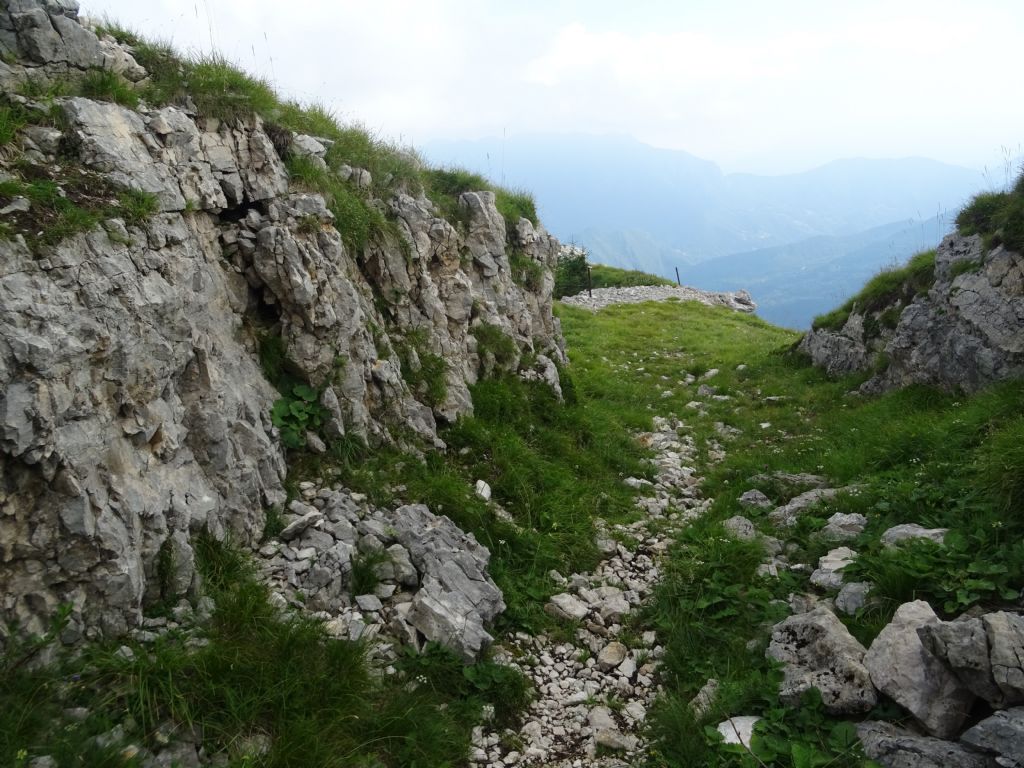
<box><xmin>800</xmin><ymin>233</ymin><xmax>1024</xmax><ymax>394</ymax></box>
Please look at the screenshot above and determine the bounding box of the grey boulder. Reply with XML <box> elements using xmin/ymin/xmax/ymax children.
<box><xmin>864</xmin><ymin>600</ymin><xmax>975</xmax><ymax>738</ymax></box>
<box><xmin>919</xmin><ymin>611</ymin><xmax>1024</xmax><ymax>707</ymax></box>
<box><xmin>857</xmin><ymin>721</ymin><xmax>995</xmax><ymax>768</ymax></box>
<box><xmin>766</xmin><ymin>606</ymin><xmax>877</xmax><ymax>714</ymax></box>
<box><xmin>961</xmin><ymin>707</ymin><xmax>1024</xmax><ymax>767</ymax></box>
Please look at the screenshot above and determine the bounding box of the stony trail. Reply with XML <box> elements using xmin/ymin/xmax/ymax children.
<box><xmin>472</xmin><ymin>416</ymin><xmax>719</xmax><ymax>767</ymax></box>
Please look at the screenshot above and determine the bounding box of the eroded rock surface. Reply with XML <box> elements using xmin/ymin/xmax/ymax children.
<box><xmin>919</xmin><ymin>611</ymin><xmax>1024</xmax><ymax>707</ymax></box>
<box><xmin>766</xmin><ymin>606</ymin><xmax>877</xmax><ymax>714</ymax></box>
<box><xmin>0</xmin><ymin>0</ymin><xmax>564</xmax><ymax>647</ymax></box>
<box><xmin>800</xmin><ymin>233</ymin><xmax>1024</xmax><ymax>394</ymax></box>
<box><xmin>857</xmin><ymin>721</ymin><xmax>995</xmax><ymax>768</ymax></box>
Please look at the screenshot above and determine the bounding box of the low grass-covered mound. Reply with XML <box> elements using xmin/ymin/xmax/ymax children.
<box><xmin>590</xmin><ymin>264</ymin><xmax>675</xmax><ymax>289</ymax></box>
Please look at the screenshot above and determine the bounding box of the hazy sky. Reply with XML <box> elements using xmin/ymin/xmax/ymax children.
<box><xmin>81</xmin><ymin>0</ymin><xmax>1023</xmax><ymax>175</ymax></box>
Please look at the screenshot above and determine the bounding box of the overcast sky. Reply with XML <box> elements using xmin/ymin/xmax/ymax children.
<box><xmin>81</xmin><ymin>0</ymin><xmax>1023</xmax><ymax>175</ymax></box>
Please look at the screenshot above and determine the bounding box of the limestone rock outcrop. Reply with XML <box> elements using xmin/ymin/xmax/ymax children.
<box><xmin>864</xmin><ymin>600</ymin><xmax>975</xmax><ymax>739</ymax></box>
<box><xmin>918</xmin><ymin>611</ymin><xmax>1024</xmax><ymax>708</ymax></box>
<box><xmin>800</xmin><ymin>233</ymin><xmax>1024</xmax><ymax>394</ymax></box>
<box><xmin>0</xmin><ymin>0</ymin><xmax>562</xmax><ymax>649</ymax></box>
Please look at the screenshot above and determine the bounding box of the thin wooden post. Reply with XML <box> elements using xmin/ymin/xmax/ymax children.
<box><xmin>587</xmin><ymin>266</ymin><xmax>593</xmax><ymax>298</ymax></box>
<box><xmin>675</xmin><ymin>267</ymin><xmax>681</xmax><ymax>286</ymax></box>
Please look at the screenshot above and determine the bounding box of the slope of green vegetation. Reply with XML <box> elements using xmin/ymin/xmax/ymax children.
<box><xmin>811</xmin><ymin>248</ymin><xmax>935</xmax><ymax>331</ymax></box>
<box><xmin>552</xmin><ymin>301</ymin><xmax>1023</xmax><ymax>767</ymax></box>
<box><xmin>1</xmin><ymin>536</ymin><xmax>524</xmax><ymax>768</ymax></box>
<box><xmin>956</xmin><ymin>170</ymin><xmax>1024</xmax><ymax>254</ymax></box>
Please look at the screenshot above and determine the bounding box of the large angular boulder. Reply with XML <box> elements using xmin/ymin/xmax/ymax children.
<box><xmin>864</xmin><ymin>601</ymin><xmax>975</xmax><ymax>738</ymax></box>
<box><xmin>857</xmin><ymin>721</ymin><xmax>995</xmax><ymax>768</ymax></box>
<box><xmin>919</xmin><ymin>611</ymin><xmax>1024</xmax><ymax>707</ymax></box>
<box><xmin>961</xmin><ymin>707</ymin><xmax>1024</xmax><ymax>766</ymax></box>
<box><xmin>387</xmin><ymin>504</ymin><xmax>505</xmax><ymax>660</ymax></box>
<box><xmin>766</xmin><ymin>606</ymin><xmax>877</xmax><ymax>714</ymax></box>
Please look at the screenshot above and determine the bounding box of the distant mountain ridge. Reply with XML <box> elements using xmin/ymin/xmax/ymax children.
<box><xmin>423</xmin><ymin>133</ymin><xmax>985</xmax><ymax>327</ymax></box>
<box><xmin>683</xmin><ymin>214</ymin><xmax>952</xmax><ymax>328</ymax></box>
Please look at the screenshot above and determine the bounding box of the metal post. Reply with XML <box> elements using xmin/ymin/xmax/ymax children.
<box><xmin>675</xmin><ymin>267</ymin><xmax>681</xmax><ymax>286</ymax></box>
<box><xmin>587</xmin><ymin>266</ymin><xmax>593</xmax><ymax>298</ymax></box>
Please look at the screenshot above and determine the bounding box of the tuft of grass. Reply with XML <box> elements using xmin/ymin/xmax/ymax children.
<box><xmin>79</xmin><ymin>68</ymin><xmax>139</xmax><ymax>108</ymax></box>
<box><xmin>0</xmin><ymin>168</ymin><xmax>160</xmax><ymax>247</ymax></box>
<box><xmin>471</xmin><ymin>322</ymin><xmax>519</xmax><ymax>371</ymax></box>
<box><xmin>424</xmin><ymin>167</ymin><xmax>538</xmax><ymax>230</ymax></box>
<box><xmin>977</xmin><ymin>414</ymin><xmax>1024</xmax><ymax>513</ymax></box>
<box><xmin>394</xmin><ymin>329</ymin><xmax>449</xmax><ymax>407</ymax></box>
<box><xmin>0</xmin><ymin>102</ymin><xmax>29</xmax><ymax>147</ymax></box>
<box><xmin>494</xmin><ymin>187</ymin><xmax>538</xmax><ymax>228</ymax></box>
<box><xmin>286</xmin><ymin>154</ymin><xmax>390</xmax><ymax>253</ymax></box>
<box><xmin>350</xmin><ymin>549</ymin><xmax>390</xmax><ymax>597</ymax></box>
<box><xmin>396</xmin><ymin>642</ymin><xmax>531</xmax><ymax>729</ymax></box>
<box><xmin>117</xmin><ymin>188</ymin><xmax>159</xmax><ymax>224</ymax></box>
<box><xmin>955</xmin><ymin>170</ymin><xmax>1024</xmax><ymax>254</ymax></box>
<box><xmin>186</xmin><ymin>54</ymin><xmax>277</xmax><ymax>121</ymax></box>
<box><xmin>508</xmin><ymin>249</ymin><xmax>545</xmax><ymax>292</ymax></box>
<box><xmin>811</xmin><ymin>248</ymin><xmax>936</xmax><ymax>332</ymax></box>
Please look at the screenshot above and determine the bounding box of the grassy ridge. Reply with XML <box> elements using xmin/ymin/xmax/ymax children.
<box><xmin>83</xmin><ymin>22</ymin><xmax>537</xmax><ymax>235</ymax></box>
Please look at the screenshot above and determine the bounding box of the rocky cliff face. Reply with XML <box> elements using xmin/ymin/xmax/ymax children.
<box><xmin>800</xmin><ymin>233</ymin><xmax>1024</xmax><ymax>394</ymax></box>
<box><xmin>0</xmin><ymin>0</ymin><xmax>564</xmax><ymax>646</ymax></box>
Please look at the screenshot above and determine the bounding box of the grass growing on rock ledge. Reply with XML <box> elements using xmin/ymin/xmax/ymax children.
<box><xmin>811</xmin><ymin>248</ymin><xmax>936</xmax><ymax>331</ymax></box>
<box><xmin>90</xmin><ymin>20</ymin><xmax>537</xmax><ymax>235</ymax></box>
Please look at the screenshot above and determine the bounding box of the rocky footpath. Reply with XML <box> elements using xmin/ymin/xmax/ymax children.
<box><xmin>716</xmin><ymin>474</ymin><xmax>1024</xmax><ymax>767</ymax></box>
<box><xmin>0</xmin><ymin>0</ymin><xmax>562</xmax><ymax>651</ymax></box>
<box><xmin>800</xmin><ymin>233</ymin><xmax>1024</xmax><ymax>393</ymax></box>
<box><xmin>468</xmin><ymin>415</ymin><xmax>715</xmax><ymax>766</ymax></box>
<box><xmin>561</xmin><ymin>284</ymin><xmax>757</xmax><ymax>313</ymax></box>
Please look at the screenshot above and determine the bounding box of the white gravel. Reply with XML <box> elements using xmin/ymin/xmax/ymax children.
<box><xmin>561</xmin><ymin>284</ymin><xmax>756</xmax><ymax>313</ymax></box>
